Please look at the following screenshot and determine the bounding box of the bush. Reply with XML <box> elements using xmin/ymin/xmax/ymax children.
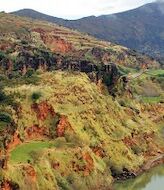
<box><xmin>31</xmin><ymin>91</ymin><xmax>42</xmax><ymax>102</ymax></box>
<box><xmin>0</xmin><ymin>91</ymin><xmax>7</xmax><ymax>102</ymax></box>
<box><xmin>110</xmin><ymin>164</ymin><xmax>123</xmax><ymax>176</ymax></box>
<box><xmin>0</xmin><ymin>51</ymin><xmax>6</xmax><ymax>60</ymax></box>
<box><xmin>25</xmin><ymin>68</ymin><xmax>35</xmax><ymax>77</ymax></box>
<box><xmin>21</xmin><ymin>40</ymin><xmax>28</xmax><ymax>45</ymax></box>
<box><xmin>103</xmin><ymin>74</ymin><xmax>112</xmax><ymax>86</ymax></box>
<box><xmin>0</xmin><ymin>91</ymin><xmax>14</xmax><ymax>105</ymax></box>
<box><xmin>8</xmin><ymin>71</ymin><xmax>21</xmax><ymax>79</ymax></box>
<box><xmin>23</xmin><ymin>74</ymin><xmax>40</xmax><ymax>85</ymax></box>
<box><xmin>131</xmin><ymin>145</ymin><xmax>143</xmax><ymax>155</ymax></box>
<box><xmin>0</xmin><ymin>112</ymin><xmax>12</xmax><ymax>123</ymax></box>
<box><xmin>0</xmin><ymin>74</ymin><xmax>7</xmax><ymax>81</ymax></box>
<box><xmin>118</xmin><ymin>99</ymin><xmax>126</xmax><ymax>107</ymax></box>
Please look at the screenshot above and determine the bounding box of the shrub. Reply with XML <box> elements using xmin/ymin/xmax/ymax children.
<box><xmin>0</xmin><ymin>51</ymin><xmax>6</xmax><ymax>60</ymax></box>
<box><xmin>131</xmin><ymin>145</ymin><xmax>143</xmax><ymax>155</ymax></box>
<box><xmin>0</xmin><ymin>91</ymin><xmax>7</xmax><ymax>102</ymax></box>
<box><xmin>103</xmin><ymin>74</ymin><xmax>112</xmax><ymax>86</ymax></box>
<box><xmin>21</xmin><ymin>40</ymin><xmax>28</xmax><ymax>45</ymax></box>
<box><xmin>31</xmin><ymin>91</ymin><xmax>42</xmax><ymax>102</ymax></box>
<box><xmin>0</xmin><ymin>112</ymin><xmax>12</xmax><ymax>123</ymax></box>
<box><xmin>0</xmin><ymin>74</ymin><xmax>7</xmax><ymax>81</ymax></box>
<box><xmin>23</xmin><ymin>74</ymin><xmax>40</xmax><ymax>85</ymax></box>
<box><xmin>0</xmin><ymin>91</ymin><xmax>14</xmax><ymax>105</ymax></box>
<box><xmin>8</xmin><ymin>71</ymin><xmax>21</xmax><ymax>79</ymax></box>
<box><xmin>25</xmin><ymin>68</ymin><xmax>35</xmax><ymax>77</ymax></box>
<box><xmin>118</xmin><ymin>99</ymin><xmax>126</xmax><ymax>107</ymax></box>
<box><xmin>110</xmin><ymin>164</ymin><xmax>123</xmax><ymax>176</ymax></box>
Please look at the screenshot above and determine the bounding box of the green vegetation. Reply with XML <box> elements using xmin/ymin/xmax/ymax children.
<box><xmin>118</xmin><ymin>65</ymin><xmax>137</xmax><ymax>75</ymax></box>
<box><xmin>10</xmin><ymin>141</ymin><xmax>54</xmax><ymax>163</ymax></box>
<box><xmin>0</xmin><ymin>12</ymin><xmax>163</xmax><ymax>190</ymax></box>
<box><xmin>141</xmin><ymin>96</ymin><xmax>163</xmax><ymax>104</ymax></box>
<box><xmin>31</xmin><ymin>91</ymin><xmax>42</xmax><ymax>102</ymax></box>
<box><xmin>0</xmin><ymin>112</ymin><xmax>12</xmax><ymax>123</ymax></box>
<box><xmin>2</xmin><ymin>70</ymin><xmax>164</xmax><ymax>190</ymax></box>
<box><xmin>146</xmin><ymin>69</ymin><xmax>164</xmax><ymax>76</ymax></box>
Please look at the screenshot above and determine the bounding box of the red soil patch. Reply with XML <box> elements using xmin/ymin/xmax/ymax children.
<box><xmin>123</xmin><ymin>132</ymin><xmax>155</xmax><ymax>148</ymax></box>
<box><xmin>82</xmin><ymin>152</ymin><xmax>94</xmax><ymax>176</ymax></box>
<box><xmin>0</xmin><ymin>180</ymin><xmax>19</xmax><ymax>190</ymax></box>
<box><xmin>33</xmin><ymin>28</ymin><xmax>73</xmax><ymax>53</ymax></box>
<box><xmin>48</xmin><ymin>36</ymin><xmax>73</xmax><ymax>53</ymax></box>
<box><xmin>123</xmin><ymin>131</ymin><xmax>164</xmax><ymax>158</ymax></box>
<box><xmin>0</xmin><ymin>43</ymin><xmax>12</xmax><ymax>51</ymax></box>
<box><xmin>56</xmin><ymin>115</ymin><xmax>74</xmax><ymax>137</ymax></box>
<box><xmin>31</xmin><ymin>101</ymin><xmax>55</xmax><ymax>121</ymax></box>
<box><xmin>1</xmin><ymin>181</ymin><xmax>13</xmax><ymax>190</ymax></box>
<box><xmin>25</xmin><ymin>124</ymin><xmax>49</xmax><ymax>140</ymax></box>
<box><xmin>23</xmin><ymin>165</ymin><xmax>37</xmax><ymax>182</ymax></box>
<box><xmin>6</xmin><ymin>131</ymin><xmax>21</xmax><ymax>151</ymax></box>
<box><xmin>92</xmin><ymin>146</ymin><xmax>105</xmax><ymax>158</ymax></box>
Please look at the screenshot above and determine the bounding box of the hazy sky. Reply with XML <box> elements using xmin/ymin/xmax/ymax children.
<box><xmin>0</xmin><ymin>0</ymin><xmax>156</xmax><ymax>19</ymax></box>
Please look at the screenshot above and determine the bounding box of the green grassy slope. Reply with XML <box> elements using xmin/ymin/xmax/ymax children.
<box><xmin>0</xmin><ymin>71</ymin><xmax>163</xmax><ymax>190</ymax></box>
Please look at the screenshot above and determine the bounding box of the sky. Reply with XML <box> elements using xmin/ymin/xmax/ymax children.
<box><xmin>0</xmin><ymin>0</ymin><xmax>156</xmax><ymax>19</ymax></box>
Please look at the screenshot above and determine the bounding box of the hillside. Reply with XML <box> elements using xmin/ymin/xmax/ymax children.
<box><xmin>0</xmin><ymin>12</ymin><xmax>164</xmax><ymax>190</ymax></box>
<box><xmin>13</xmin><ymin>1</ymin><xmax>164</xmax><ymax>65</ymax></box>
<box><xmin>0</xmin><ymin>12</ymin><xmax>160</xmax><ymax>72</ymax></box>
<box><xmin>1</xmin><ymin>70</ymin><xmax>164</xmax><ymax>189</ymax></box>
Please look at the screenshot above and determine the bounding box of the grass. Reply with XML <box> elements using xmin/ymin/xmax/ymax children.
<box><xmin>10</xmin><ymin>141</ymin><xmax>54</xmax><ymax>163</ymax></box>
<box><xmin>146</xmin><ymin>69</ymin><xmax>164</xmax><ymax>76</ymax></box>
<box><xmin>141</xmin><ymin>96</ymin><xmax>163</xmax><ymax>103</ymax></box>
<box><xmin>2</xmin><ymin>70</ymin><xmax>163</xmax><ymax>190</ymax></box>
<box><xmin>118</xmin><ymin>65</ymin><xmax>137</xmax><ymax>75</ymax></box>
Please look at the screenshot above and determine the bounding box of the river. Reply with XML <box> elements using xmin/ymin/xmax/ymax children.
<box><xmin>114</xmin><ymin>165</ymin><xmax>164</xmax><ymax>190</ymax></box>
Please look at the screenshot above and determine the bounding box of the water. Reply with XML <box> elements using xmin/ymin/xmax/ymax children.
<box><xmin>114</xmin><ymin>165</ymin><xmax>164</xmax><ymax>190</ymax></box>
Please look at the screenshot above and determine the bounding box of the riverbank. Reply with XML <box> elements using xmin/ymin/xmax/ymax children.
<box><xmin>113</xmin><ymin>164</ymin><xmax>164</xmax><ymax>190</ymax></box>
<box><xmin>112</xmin><ymin>153</ymin><xmax>164</xmax><ymax>182</ymax></box>
<box><xmin>141</xmin><ymin>154</ymin><xmax>164</xmax><ymax>172</ymax></box>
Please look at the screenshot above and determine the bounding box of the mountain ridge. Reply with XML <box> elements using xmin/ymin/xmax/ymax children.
<box><xmin>12</xmin><ymin>1</ymin><xmax>164</xmax><ymax>65</ymax></box>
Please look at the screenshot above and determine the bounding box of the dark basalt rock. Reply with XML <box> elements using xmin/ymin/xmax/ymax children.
<box><xmin>0</xmin><ymin>157</ymin><xmax>7</xmax><ymax>169</ymax></box>
<box><xmin>0</xmin><ymin>45</ymin><xmax>120</xmax><ymax>94</ymax></box>
<box><xmin>111</xmin><ymin>168</ymin><xmax>136</xmax><ymax>181</ymax></box>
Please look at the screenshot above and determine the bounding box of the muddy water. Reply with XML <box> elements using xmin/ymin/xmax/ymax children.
<box><xmin>114</xmin><ymin>165</ymin><xmax>164</xmax><ymax>190</ymax></box>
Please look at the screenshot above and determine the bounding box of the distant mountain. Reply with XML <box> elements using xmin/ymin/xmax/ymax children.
<box><xmin>12</xmin><ymin>1</ymin><xmax>164</xmax><ymax>64</ymax></box>
<box><xmin>12</xmin><ymin>8</ymin><xmax>65</xmax><ymax>23</ymax></box>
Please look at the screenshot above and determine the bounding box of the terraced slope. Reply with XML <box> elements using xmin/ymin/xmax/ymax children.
<box><xmin>0</xmin><ymin>12</ymin><xmax>159</xmax><ymax>71</ymax></box>
<box><xmin>13</xmin><ymin>1</ymin><xmax>164</xmax><ymax>65</ymax></box>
